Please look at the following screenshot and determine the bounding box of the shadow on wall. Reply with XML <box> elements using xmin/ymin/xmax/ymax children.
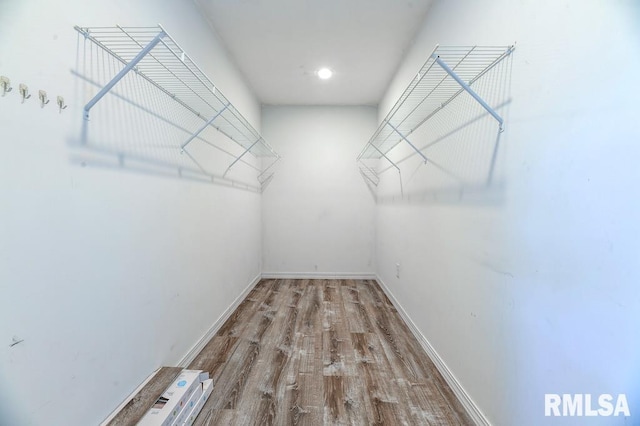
<box><xmin>68</xmin><ymin>33</ymin><xmax>267</xmax><ymax>193</ymax></box>
<box><xmin>373</xmin><ymin>51</ymin><xmax>514</xmax><ymax>207</ymax></box>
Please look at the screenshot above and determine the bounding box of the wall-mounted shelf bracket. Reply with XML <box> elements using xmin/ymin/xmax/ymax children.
<box><xmin>258</xmin><ymin>172</ymin><xmax>275</xmax><ymax>192</ymax></box>
<box><xmin>358</xmin><ymin>160</ymin><xmax>380</xmax><ymax>186</ymax></box>
<box><xmin>257</xmin><ymin>156</ymin><xmax>281</xmax><ymax>192</ymax></box>
<box><xmin>432</xmin><ymin>54</ymin><xmax>505</xmax><ymax>132</ymax></box>
<box><xmin>366</xmin><ymin>142</ymin><xmax>400</xmax><ymax>174</ymax></box>
<box><xmin>81</xmin><ymin>29</ymin><xmax>167</xmax><ymax>120</ymax></box>
<box><xmin>362</xmin><ymin>142</ymin><xmax>403</xmax><ymax>196</ymax></box>
<box><xmin>386</xmin><ymin>122</ymin><xmax>428</xmax><ymax>163</ymax></box>
<box><xmin>223</xmin><ymin>137</ymin><xmax>262</xmax><ymax>178</ymax></box>
<box><xmin>258</xmin><ymin>156</ymin><xmax>281</xmax><ymax>182</ymax></box>
<box><xmin>180</xmin><ymin>103</ymin><xmax>230</xmax><ymax>151</ymax></box>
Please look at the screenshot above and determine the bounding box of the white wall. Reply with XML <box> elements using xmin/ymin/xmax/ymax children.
<box><xmin>261</xmin><ymin>106</ymin><xmax>376</xmax><ymax>277</ymax></box>
<box><xmin>0</xmin><ymin>1</ymin><xmax>263</xmax><ymax>425</ymax></box>
<box><xmin>376</xmin><ymin>0</ymin><xmax>640</xmax><ymax>425</ymax></box>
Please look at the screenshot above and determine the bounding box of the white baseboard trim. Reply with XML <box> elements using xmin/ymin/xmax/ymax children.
<box><xmin>100</xmin><ymin>367</ymin><xmax>162</xmax><ymax>425</ymax></box>
<box><xmin>375</xmin><ymin>275</ymin><xmax>490</xmax><ymax>426</ymax></box>
<box><xmin>177</xmin><ymin>273</ymin><xmax>262</xmax><ymax>368</ymax></box>
<box><xmin>261</xmin><ymin>272</ymin><xmax>376</xmax><ymax>280</ymax></box>
<box><xmin>103</xmin><ymin>274</ymin><xmax>262</xmax><ymax>424</ymax></box>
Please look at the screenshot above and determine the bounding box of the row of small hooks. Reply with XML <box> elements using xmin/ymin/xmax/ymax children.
<box><xmin>1</xmin><ymin>75</ymin><xmax>68</xmax><ymax>113</ymax></box>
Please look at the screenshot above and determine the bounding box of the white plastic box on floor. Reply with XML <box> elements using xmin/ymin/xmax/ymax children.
<box><xmin>138</xmin><ymin>370</ymin><xmax>209</xmax><ymax>426</ymax></box>
<box><xmin>170</xmin><ymin>381</ymin><xmax>203</xmax><ymax>426</ymax></box>
<box><xmin>180</xmin><ymin>379</ymin><xmax>214</xmax><ymax>426</ymax></box>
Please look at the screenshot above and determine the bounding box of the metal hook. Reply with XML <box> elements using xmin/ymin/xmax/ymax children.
<box><xmin>39</xmin><ymin>90</ymin><xmax>50</xmax><ymax>108</ymax></box>
<box><xmin>19</xmin><ymin>84</ymin><xmax>31</xmax><ymax>103</ymax></box>
<box><xmin>1</xmin><ymin>76</ymin><xmax>12</xmax><ymax>96</ymax></box>
<box><xmin>57</xmin><ymin>96</ymin><xmax>68</xmax><ymax>113</ymax></box>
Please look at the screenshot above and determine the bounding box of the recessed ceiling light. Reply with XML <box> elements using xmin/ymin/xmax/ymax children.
<box><xmin>317</xmin><ymin>68</ymin><xmax>333</xmax><ymax>80</ymax></box>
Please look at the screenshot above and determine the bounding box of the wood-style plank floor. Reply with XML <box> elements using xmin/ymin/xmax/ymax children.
<box><xmin>188</xmin><ymin>279</ymin><xmax>472</xmax><ymax>425</ymax></box>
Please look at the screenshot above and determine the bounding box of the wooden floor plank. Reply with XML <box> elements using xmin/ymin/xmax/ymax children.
<box><xmin>352</xmin><ymin>333</ymin><xmax>399</xmax><ymax>404</ymax></box>
<box><xmin>189</xmin><ymin>279</ymin><xmax>472</xmax><ymax>425</ymax></box>
<box><xmin>361</xmin><ymin>280</ymin><xmax>473</xmax><ymax>424</ymax></box>
<box><xmin>107</xmin><ymin>366</ymin><xmax>182</xmax><ymax>426</ymax></box>
<box><xmin>297</xmin><ymin>280</ymin><xmax>323</xmax><ymax>336</ymax></box>
<box><xmin>188</xmin><ymin>336</ymin><xmax>238</xmax><ymax>384</ymax></box>
<box><xmin>235</xmin><ymin>279</ymin><xmax>305</xmax><ymax>425</ymax></box>
<box><xmin>323</xmin><ymin>375</ymin><xmax>345</xmax><ymax>424</ymax></box>
<box><xmin>295</xmin><ymin>373</ymin><xmax>324</xmax><ymax>425</ymax></box>
<box><xmin>192</xmin><ymin>407</ymin><xmax>236</xmax><ymax>426</ymax></box>
<box><xmin>215</xmin><ymin>279</ymin><xmax>276</xmax><ymax>338</ymax></box>
<box><xmin>341</xmin><ymin>281</ymin><xmax>369</xmax><ymax>333</ymax></box>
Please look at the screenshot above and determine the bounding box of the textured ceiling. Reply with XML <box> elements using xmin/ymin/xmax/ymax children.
<box><xmin>195</xmin><ymin>0</ymin><xmax>433</xmax><ymax>105</ymax></box>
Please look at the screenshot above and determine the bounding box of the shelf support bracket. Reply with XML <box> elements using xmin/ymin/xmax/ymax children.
<box><xmin>181</xmin><ymin>103</ymin><xmax>230</xmax><ymax>150</ymax></box>
<box><xmin>359</xmin><ymin>170</ymin><xmax>379</xmax><ymax>187</ymax></box>
<box><xmin>386</xmin><ymin>122</ymin><xmax>428</xmax><ymax>163</ymax></box>
<box><xmin>367</xmin><ymin>142</ymin><xmax>403</xmax><ymax>196</ymax></box>
<box><xmin>358</xmin><ymin>160</ymin><xmax>380</xmax><ymax>186</ymax></box>
<box><xmin>432</xmin><ymin>54</ymin><xmax>504</xmax><ymax>131</ymax></box>
<box><xmin>83</xmin><ymin>30</ymin><xmax>166</xmax><ymax>120</ymax></box>
<box><xmin>258</xmin><ymin>156</ymin><xmax>281</xmax><ymax>181</ymax></box>
<box><xmin>367</xmin><ymin>143</ymin><xmax>399</xmax><ymax>172</ymax></box>
<box><xmin>223</xmin><ymin>137</ymin><xmax>262</xmax><ymax>178</ymax></box>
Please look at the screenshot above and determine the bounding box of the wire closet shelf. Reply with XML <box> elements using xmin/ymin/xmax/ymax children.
<box><xmin>356</xmin><ymin>44</ymin><xmax>514</xmax><ymax>184</ymax></box>
<box><xmin>75</xmin><ymin>25</ymin><xmax>279</xmax><ymax>184</ymax></box>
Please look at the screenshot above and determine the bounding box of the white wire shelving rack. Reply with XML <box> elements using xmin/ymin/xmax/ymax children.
<box><xmin>357</xmin><ymin>44</ymin><xmax>514</xmax><ymax>193</ymax></box>
<box><xmin>74</xmin><ymin>25</ymin><xmax>280</xmax><ymax>188</ymax></box>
